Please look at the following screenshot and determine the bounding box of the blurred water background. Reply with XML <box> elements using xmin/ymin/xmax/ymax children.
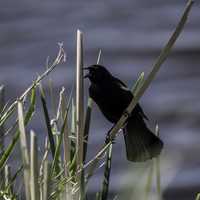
<box><xmin>0</xmin><ymin>0</ymin><xmax>200</xmax><ymax>199</ymax></box>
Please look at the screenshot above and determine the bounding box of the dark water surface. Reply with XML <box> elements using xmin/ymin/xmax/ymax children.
<box><xmin>0</xmin><ymin>0</ymin><xmax>200</xmax><ymax>199</ymax></box>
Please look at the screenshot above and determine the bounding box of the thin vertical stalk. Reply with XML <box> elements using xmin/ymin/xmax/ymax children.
<box><xmin>155</xmin><ymin>124</ymin><xmax>162</xmax><ymax>200</ymax></box>
<box><xmin>0</xmin><ymin>85</ymin><xmax>5</xmax><ymax>187</ymax></box>
<box><xmin>51</xmin><ymin>111</ymin><xmax>68</xmax><ymax>174</ymax></box>
<box><xmin>0</xmin><ymin>85</ymin><xmax>5</xmax><ymax>151</ymax></box>
<box><xmin>61</xmin><ymin>92</ymin><xmax>73</xmax><ymax>198</ymax></box>
<box><xmin>43</xmin><ymin>160</ymin><xmax>50</xmax><ymax>200</ymax></box>
<box><xmin>59</xmin><ymin>87</ymin><xmax>73</xmax><ymax>176</ymax></box>
<box><xmin>30</xmin><ymin>130</ymin><xmax>39</xmax><ymax>200</ymax></box>
<box><xmin>100</xmin><ymin>144</ymin><xmax>113</xmax><ymax>200</ymax></box>
<box><xmin>39</xmin><ymin>137</ymin><xmax>49</xmax><ymax>198</ymax></box>
<box><xmin>76</xmin><ymin>29</ymin><xmax>84</xmax><ymax>198</ymax></box>
<box><xmin>4</xmin><ymin>165</ymin><xmax>13</xmax><ymax>194</ymax></box>
<box><xmin>83</xmin><ymin>98</ymin><xmax>93</xmax><ymax>163</ymax></box>
<box><xmin>70</xmin><ymin>98</ymin><xmax>76</xmax><ymax>164</ymax></box>
<box><xmin>4</xmin><ymin>164</ymin><xmax>10</xmax><ymax>186</ymax></box>
<box><xmin>0</xmin><ymin>87</ymin><xmax>36</xmax><ymax>170</ymax></box>
<box><xmin>131</xmin><ymin>72</ymin><xmax>145</xmax><ymax>95</ymax></box>
<box><xmin>144</xmin><ymin>162</ymin><xmax>154</xmax><ymax>200</ymax></box>
<box><xmin>196</xmin><ymin>193</ymin><xmax>200</xmax><ymax>200</ymax></box>
<box><xmin>63</xmin><ymin>113</ymin><xmax>70</xmax><ymax>176</ymax></box>
<box><xmin>40</xmin><ymin>85</ymin><xmax>56</xmax><ymax>158</ymax></box>
<box><xmin>69</xmin><ymin>98</ymin><xmax>77</xmax><ymax>181</ymax></box>
<box><xmin>18</xmin><ymin>101</ymin><xmax>30</xmax><ymax>200</ymax></box>
<box><xmin>96</xmin><ymin>49</ymin><xmax>102</xmax><ymax>65</ymax></box>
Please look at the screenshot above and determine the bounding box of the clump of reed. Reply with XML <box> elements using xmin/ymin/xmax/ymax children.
<box><xmin>0</xmin><ymin>1</ymin><xmax>194</xmax><ymax>199</ymax></box>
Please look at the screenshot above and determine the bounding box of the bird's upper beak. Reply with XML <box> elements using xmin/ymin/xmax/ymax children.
<box><xmin>83</xmin><ymin>67</ymin><xmax>91</xmax><ymax>79</ymax></box>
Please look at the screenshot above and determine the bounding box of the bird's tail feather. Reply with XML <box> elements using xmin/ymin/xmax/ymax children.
<box><xmin>123</xmin><ymin>117</ymin><xmax>163</xmax><ymax>162</ymax></box>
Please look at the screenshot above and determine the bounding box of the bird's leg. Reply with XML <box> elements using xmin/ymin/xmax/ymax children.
<box><xmin>122</xmin><ymin>110</ymin><xmax>131</xmax><ymax>121</ymax></box>
<box><xmin>105</xmin><ymin>125</ymin><xmax>116</xmax><ymax>144</ymax></box>
<box><xmin>105</xmin><ymin>114</ymin><xmax>130</xmax><ymax>144</ymax></box>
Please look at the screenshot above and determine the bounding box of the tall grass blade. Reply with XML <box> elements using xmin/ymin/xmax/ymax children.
<box><xmin>43</xmin><ymin>160</ymin><xmax>51</xmax><ymax>200</ymax></box>
<box><xmin>0</xmin><ymin>85</ymin><xmax>5</xmax><ymax>150</ymax></box>
<box><xmin>0</xmin><ymin>105</ymin><xmax>16</xmax><ymax>129</ymax></box>
<box><xmin>196</xmin><ymin>193</ymin><xmax>200</xmax><ymax>200</ymax></box>
<box><xmin>83</xmin><ymin>97</ymin><xmax>93</xmax><ymax>163</ymax></box>
<box><xmin>96</xmin><ymin>49</ymin><xmax>102</xmax><ymax>65</ymax></box>
<box><xmin>30</xmin><ymin>130</ymin><xmax>40</xmax><ymax>200</ymax></box>
<box><xmin>24</xmin><ymin>87</ymin><xmax>36</xmax><ymax>125</ymax></box>
<box><xmin>39</xmin><ymin>137</ymin><xmax>49</xmax><ymax>198</ymax></box>
<box><xmin>60</xmin><ymin>90</ymin><xmax>70</xmax><ymax>177</ymax></box>
<box><xmin>69</xmin><ymin>98</ymin><xmax>77</xmax><ymax>178</ymax></box>
<box><xmin>4</xmin><ymin>165</ymin><xmax>13</xmax><ymax>194</ymax></box>
<box><xmin>85</xmin><ymin>142</ymin><xmax>110</xmax><ymax>181</ymax></box>
<box><xmin>61</xmin><ymin>87</ymin><xmax>75</xmax><ymax>198</ymax></box>
<box><xmin>76</xmin><ymin>29</ymin><xmax>84</xmax><ymax>167</ymax></box>
<box><xmin>100</xmin><ymin>144</ymin><xmax>113</xmax><ymax>200</ymax></box>
<box><xmin>131</xmin><ymin>72</ymin><xmax>145</xmax><ymax>96</ymax></box>
<box><xmin>40</xmin><ymin>84</ymin><xmax>56</xmax><ymax>158</ymax></box>
<box><xmin>55</xmin><ymin>87</ymin><xmax>66</xmax><ymax>123</ymax></box>
<box><xmin>18</xmin><ymin>101</ymin><xmax>30</xmax><ymax>200</ymax></box>
<box><xmin>155</xmin><ymin>124</ymin><xmax>162</xmax><ymax>200</ymax></box>
<box><xmin>76</xmin><ymin>29</ymin><xmax>85</xmax><ymax>199</ymax></box>
<box><xmin>5</xmin><ymin>165</ymin><xmax>23</xmax><ymax>196</ymax></box>
<box><xmin>46</xmin><ymin>58</ymin><xmax>57</xmax><ymax>116</ymax></box>
<box><xmin>80</xmin><ymin>168</ymin><xmax>86</xmax><ymax>200</ymax></box>
<box><xmin>0</xmin><ymin>85</ymin><xmax>5</xmax><ymax>187</ymax></box>
<box><xmin>144</xmin><ymin>162</ymin><xmax>154</xmax><ymax>200</ymax></box>
<box><xmin>51</xmin><ymin>110</ymin><xmax>68</xmax><ymax>175</ymax></box>
<box><xmin>95</xmin><ymin>192</ymin><xmax>101</xmax><ymax>200</ymax></box>
<box><xmin>0</xmin><ymin>87</ymin><xmax>36</xmax><ymax>170</ymax></box>
<box><xmin>63</xmin><ymin>118</ymin><xmax>70</xmax><ymax>176</ymax></box>
<box><xmin>0</xmin><ymin>133</ymin><xmax>20</xmax><ymax>171</ymax></box>
<box><xmin>133</xmin><ymin>0</ymin><xmax>194</xmax><ymax>101</ymax></box>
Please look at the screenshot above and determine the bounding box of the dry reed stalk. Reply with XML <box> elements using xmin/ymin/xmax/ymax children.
<box><xmin>76</xmin><ymin>29</ymin><xmax>85</xmax><ymax>199</ymax></box>
<box><xmin>18</xmin><ymin>101</ymin><xmax>30</xmax><ymax>200</ymax></box>
<box><xmin>30</xmin><ymin>130</ymin><xmax>40</xmax><ymax>200</ymax></box>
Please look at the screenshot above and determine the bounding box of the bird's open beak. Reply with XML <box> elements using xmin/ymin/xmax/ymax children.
<box><xmin>84</xmin><ymin>74</ymin><xmax>90</xmax><ymax>79</ymax></box>
<box><xmin>83</xmin><ymin>67</ymin><xmax>90</xmax><ymax>79</ymax></box>
<box><xmin>83</xmin><ymin>67</ymin><xmax>90</xmax><ymax>70</ymax></box>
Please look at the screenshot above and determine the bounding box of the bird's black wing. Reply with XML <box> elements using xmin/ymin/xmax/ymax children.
<box><xmin>113</xmin><ymin>77</ymin><xmax>128</xmax><ymax>88</ymax></box>
<box><xmin>113</xmin><ymin>77</ymin><xmax>148</xmax><ymax>120</ymax></box>
<box><xmin>134</xmin><ymin>104</ymin><xmax>149</xmax><ymax>121</ymax></box>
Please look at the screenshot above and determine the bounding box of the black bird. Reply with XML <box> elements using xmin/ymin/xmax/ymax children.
<box><xmin>84</xmin><ymin>64</ymin><xmax>163</xmax><ymax>162</ymax></box>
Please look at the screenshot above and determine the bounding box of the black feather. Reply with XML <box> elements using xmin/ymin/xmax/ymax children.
<box><xmin>85</xmin><ymin>64</ymin><xmax>163</xmax><ymax>162</ymax></box>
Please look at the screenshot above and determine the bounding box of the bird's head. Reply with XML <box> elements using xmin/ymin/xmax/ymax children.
<box><xmin>83</xmin><ymin>65</ymin><xmax>112</xmax><ymax>84</ymax></box>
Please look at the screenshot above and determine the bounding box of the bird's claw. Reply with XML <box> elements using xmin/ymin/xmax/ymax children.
<box><xmin>123</xmin><ymin>110</ymin><xmax>131</xmax><ymax>119</ymax></box>
<box><xmin>105</xmin><ymin>134</ymin><xmax>115</xmax><ymax>144</ymax></box>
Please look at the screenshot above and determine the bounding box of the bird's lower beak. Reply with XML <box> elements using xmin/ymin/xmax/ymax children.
<box><xmin>83</xmin><ymin>67</ymin><xmax>90</xmax><ymax>79</ymax></box>
<box><xmin>84</xmin><ymin>74</ymin><xmax>90</xmax><ymax>79</ymax></box>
